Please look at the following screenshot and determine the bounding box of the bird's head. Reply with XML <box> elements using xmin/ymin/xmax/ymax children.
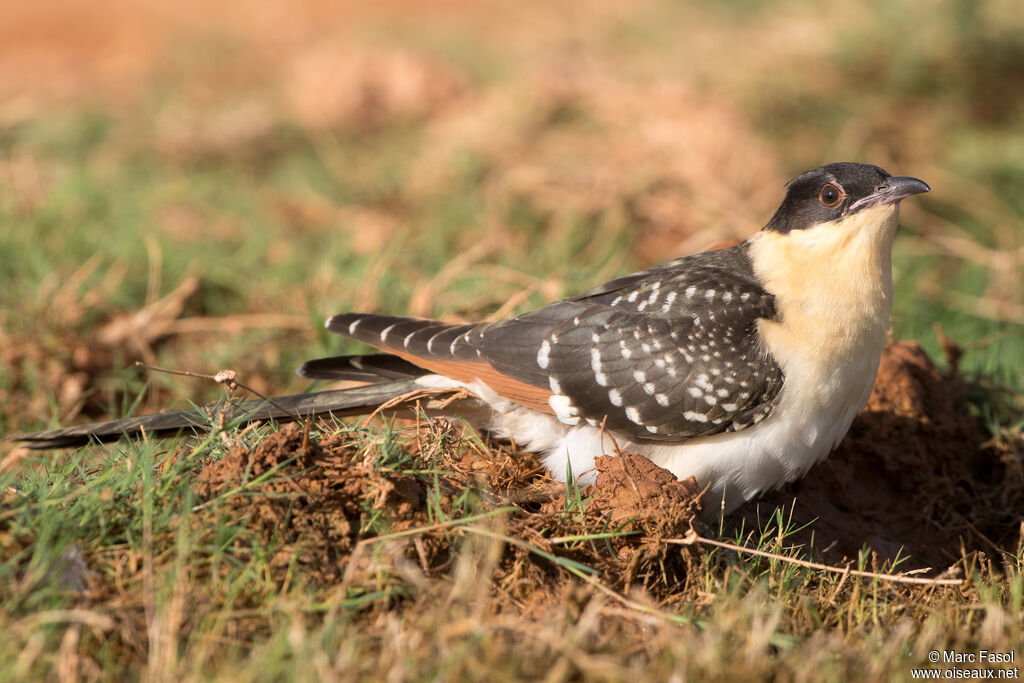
<box><xmin>763</xmin><ymin>162</ymin><xmax>930</xmax><ymax>235</ymax></box>
<box><xmin>749</xmin><ymin>162</ymin><xmax>931</xmax><ymax>333</ymax></box>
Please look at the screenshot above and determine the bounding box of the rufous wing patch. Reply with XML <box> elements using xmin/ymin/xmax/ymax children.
<box><xmin>388</xmin><ymin>351</ymin><xmax>556</xmax><ymax>414</ymax></box>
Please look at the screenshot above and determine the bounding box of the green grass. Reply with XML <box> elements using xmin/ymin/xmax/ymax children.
<box><xmin>2</xmin><ymin>421</ymin><xmax>1022</xmax><ymax>680</ymax></box>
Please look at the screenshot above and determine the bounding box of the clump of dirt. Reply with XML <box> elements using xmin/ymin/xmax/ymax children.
<box><xmin>195</xmin><ymin>426</ymin><xmax>428</xmax><ymax>584</ymax></box>
<box><xmin>504</xmin><ymin>453</ymin><xmax>706</xmax><ymax>600</ymax></box>
<box><xmin>192</xmin><ymin>422</ymin><xmax>706</xmax><ymax>604</ymax></box>
<box><xmin>587</xmin><ymin>454</ymin><xmax>702</xmax><ymax>527</ymax></box>
<box><xmin>735</xmin><ymin>340</ymin><xmax>1024</xmax><ymax>570</ymax></box>
<box><xmin>575</xmin><ymin>455</ymin><xmax>704</xmax><ymax>598</ymax></box>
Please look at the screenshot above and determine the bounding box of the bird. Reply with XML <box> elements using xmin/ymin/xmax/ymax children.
<box><xmin>8</xmin><ymin>162</ymin><xmax>930</xmax><ymax>514</ymax></box>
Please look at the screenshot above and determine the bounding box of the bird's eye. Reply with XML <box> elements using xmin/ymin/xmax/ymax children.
<box><xmin>819</xmin><ymin>183</ymin><xmax>843</xmax><ymax>208</ymax></box>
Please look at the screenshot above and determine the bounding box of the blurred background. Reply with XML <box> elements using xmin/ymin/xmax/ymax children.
<box><xmin>1</xmin><ymin>0</ymin><xmax>1022</xmax><ymax>432</ymax></box>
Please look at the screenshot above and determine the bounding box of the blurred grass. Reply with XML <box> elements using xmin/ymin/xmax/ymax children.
<box><xmin>0</xmin><ymin>1</ymin><xmax>1019</xmax><ymax>410</ymax></box>
<box><xmin>1</xmin><ymin>0</ymin><xmax>1023</xmax><ymax>679</ymax></box>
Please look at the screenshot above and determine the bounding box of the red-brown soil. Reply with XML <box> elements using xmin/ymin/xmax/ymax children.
<box><xmin>193</xmin><ymin>339</ymin><xmax>1023</xmax><ymax>598</ymax></box>
<box><xmin>735</xmin><ymin>340</ymin><xmax>1023</xmax><ymax>569</ymax></box>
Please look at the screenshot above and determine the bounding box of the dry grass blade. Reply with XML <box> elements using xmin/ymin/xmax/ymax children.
<box><xmin>673</xmin><ymin>531</ymin><xmax>964</xmax><ymax>587</ymax></box>
<box><xmin>136</xmin><ymin>362</ymin><xmax>300</xmax><ymax>420</ymax></box>
<box><xmin>96</xmin><ymin>276</ymin><xmax>200</xmax><ymax>352</ymax></box>
<box><xmin>13</xmin><ymin>609</ymin><xmax>116</xmax><ymax>633</ymax></box>
<box><xmin>408</xmin><ymin>239</ymin><xmax>499</xmax><ymax>318</ymax></box>
<box><xmin>161</xmin><ymin>314</ymin><xmax>311</xmax><ymax>336</ymax></box>
<box><xmin>360</xmin><ymin>387</ymin><xmax>472</xmax><ymax>425</ymax></box>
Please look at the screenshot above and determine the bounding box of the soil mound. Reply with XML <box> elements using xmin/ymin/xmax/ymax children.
<box><xmin>734</xmin><ymin>340</ymin><xmax>1024</xmax><ymax>569</ymax></box>
<box><xmin>194</xmin><ymin>340</ymin><xmax>1021</xmax><ymax>593</ymax></box>
<box><xmin>194</xmin><ymin>423</ymin><xmax>706</xmax><ymax>602</ymax></box>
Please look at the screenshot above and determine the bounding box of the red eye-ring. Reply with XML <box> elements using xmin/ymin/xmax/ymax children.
<box><xmin>819</xmin><ymin>183</ymin><xmax>843</xmax><ymax>208</ymax></box>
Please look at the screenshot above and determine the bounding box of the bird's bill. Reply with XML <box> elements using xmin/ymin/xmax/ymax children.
<box><xmin>847</xmin><ymin>176</ymin><xmax>931</xmax><ymax>214</ymax></box>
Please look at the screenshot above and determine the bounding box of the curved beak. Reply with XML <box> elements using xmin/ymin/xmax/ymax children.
<box><xmin>847</xmin><ymin>176</ymin><xmax>931</xmax><ymax>214</ymax></box>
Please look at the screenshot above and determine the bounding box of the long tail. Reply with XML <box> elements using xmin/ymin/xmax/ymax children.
<box><xmin>6</xmin><ymin>379</ymin><xmax>423</xmax><ymax>450</ymax></box>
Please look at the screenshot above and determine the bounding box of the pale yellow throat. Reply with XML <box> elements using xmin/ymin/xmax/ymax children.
<box><xmin>747</xmin><ymin>203</ymin><xmax>899</xmax><ymax>381</ymax></box>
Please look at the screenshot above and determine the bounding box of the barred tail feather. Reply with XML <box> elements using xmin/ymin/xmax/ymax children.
<box><xmin>6</xmin><ymin>379</ymin><xmax>421</xmax><ymax>450</ymax></box>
